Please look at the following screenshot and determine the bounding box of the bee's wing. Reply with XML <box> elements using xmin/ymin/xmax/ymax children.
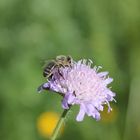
<box><xmin>56</xmin><ymin>55</ymin><xmax>66</xmax><ymax>61</ymax></box>
<box><xmin>42</xmin><ymin>59</ymin><xmax>55</xmax><ymax>69</ymax></box>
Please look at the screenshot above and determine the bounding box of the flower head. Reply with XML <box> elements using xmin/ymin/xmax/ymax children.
<box><xmin>38</xmin><ymin>59</ymin><xmax>116</xmax><ymax>121</ymax></box>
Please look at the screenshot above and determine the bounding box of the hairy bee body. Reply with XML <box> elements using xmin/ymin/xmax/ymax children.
<box><xmin>43</xmin><ymin>55</ymin><xmax>73</xmax><ymax>79</ymax></box>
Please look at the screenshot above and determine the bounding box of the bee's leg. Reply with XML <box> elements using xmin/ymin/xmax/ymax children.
<box><xmin>47</xmin><ymin>73</ymin><xmax>53</xmax><ymax>80</ymax></box>
<box><xmin>57</xmin><ymin>68</ymin><xmax>65</xmax><ymax>79</ymax></box>
<box><xmin>73</xmin><ymin>91</ymin><xmax>76</xmax><ymax>97</ymax></box>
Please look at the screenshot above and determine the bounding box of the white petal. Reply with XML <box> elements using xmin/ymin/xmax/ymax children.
<box><xmin>97</xmin><ymin>72</ymin><xmax>108</xmax><ymax>77</ymax></box>
<box><xmin>104</xmin><ymin>78</ymin><xmax>113</xmax><ymax>84</ymax></box>
<box><xmin>76</xmin><ymin>105</ymin><xmax>86</xmax><ymax>121</ymax></box>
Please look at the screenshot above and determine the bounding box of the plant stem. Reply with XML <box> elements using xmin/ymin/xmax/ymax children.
<box><xmin>51</xmin><ymin>109</ymin><xmax>69</xmax><ymax>140</ymax></box>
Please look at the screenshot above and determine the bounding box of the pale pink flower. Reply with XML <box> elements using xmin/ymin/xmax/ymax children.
<box><xmin>38</xmin><ymin>59</ymin><xmax>116</xmax><ymax>121</ymax></box>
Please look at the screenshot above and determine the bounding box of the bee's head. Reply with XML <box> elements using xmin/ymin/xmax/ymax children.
<box><xmin>67</xmin><ymin>55</ymin><xmax>72</xmax><ymax>63</ymax></box>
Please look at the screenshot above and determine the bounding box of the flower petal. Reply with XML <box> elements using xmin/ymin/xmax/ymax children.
<box><xmin>104</xmin><ymin>78</ymin><xmax>113</xmax><ymax>85</ymax></box>
<box><xmin>97</xmin><ymin>72</ymin><xmax>108</xmax><ymax>77</ymax></box>
<box><xmin>95</xmin><ymin>112</ymin><xmax>101</xmax><ymax>121</ymax></box>
<box><xmin>62</xmin><ymin>95</ymin><xmax>69</xmax><ymax>109</ymax></box>
<box><xmin>76</xmin><ymin>104</ymin><xmax>86</xmax><ymax>121</ymax></box>
<box><xmin>67</xmin><ymin>92</ymin><xmax>76</xmax><ymax>104</ymax></box>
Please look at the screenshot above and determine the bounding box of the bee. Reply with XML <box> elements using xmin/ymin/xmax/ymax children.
<box><xmin>43</xmin><ymin>55</ymin><xmax>73</xmax><ymax>79</ymax></box>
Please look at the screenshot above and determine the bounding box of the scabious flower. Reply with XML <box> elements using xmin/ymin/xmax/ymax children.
<box><xmin>38</xmin><ymin>59</ymin><xmax>116</xmax><ymax>122</ymax></box>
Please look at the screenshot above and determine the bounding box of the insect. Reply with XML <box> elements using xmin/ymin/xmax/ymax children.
<box><xmin>43</xmin><ymin>55</ymin><xmax>73</xmax><ymax>80</ymax></box>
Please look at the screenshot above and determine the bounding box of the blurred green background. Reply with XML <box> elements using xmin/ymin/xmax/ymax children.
<box><xmin>0</xmin><ymin>0</ymin><xmax>140</xmax><ymax>140</ymax></box>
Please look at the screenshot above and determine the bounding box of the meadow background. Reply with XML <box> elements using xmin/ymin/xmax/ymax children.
<box><xmin>0</xmin><ymin>0</ymin><xmax>140</xmax><ymax>140</ymax></box>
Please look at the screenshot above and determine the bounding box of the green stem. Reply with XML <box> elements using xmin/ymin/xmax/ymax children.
<box><xmin>51</xmin><ymin>109</ymin><xmax>69</xmax><ymax>140</ymax></box>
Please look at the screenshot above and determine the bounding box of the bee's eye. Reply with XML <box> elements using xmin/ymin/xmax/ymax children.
<box><xmin>67</xmin><ymin>56</ymin><xmax>70</xmax><ymax>60</ymax></box>
<box><xmin>67</xmin><ymin>56</ymin><xmax>71</xmax><ymax>62</ymax></box>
